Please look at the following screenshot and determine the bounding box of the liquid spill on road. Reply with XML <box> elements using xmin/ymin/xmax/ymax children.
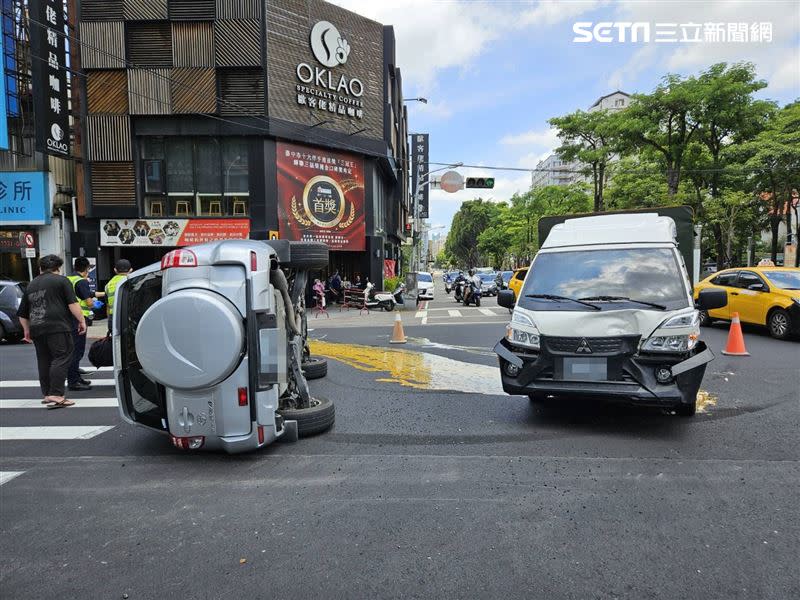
<box><xmin>309</xmin><ymin>339</ymin><xmax>505</xmax><ymax>396</ymax></box>
<box><xmin>404</xmin><ymin>336</ymin><xmax>496</xmax><ymax>357</ymax></box>
<box><xmin>695</xmin><ymin>390</ymin><xmax>718</xmax><ymax>413</ymax></box>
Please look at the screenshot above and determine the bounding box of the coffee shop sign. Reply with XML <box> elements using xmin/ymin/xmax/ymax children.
<box><xmin>296</xmin><ymin>20</ymin><xmax>365</xmax><ymax>119</ymax></box>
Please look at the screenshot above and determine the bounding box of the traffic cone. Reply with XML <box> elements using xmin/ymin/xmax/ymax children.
<box><xmin>389</xmin><ymin>312</ymin><xmax>407</xmax><ymax>344</ymax></box>
<box><xmin>721</xmin><ymin>312</ymin><xmax>749</xmax><ymax>356</ymax></box>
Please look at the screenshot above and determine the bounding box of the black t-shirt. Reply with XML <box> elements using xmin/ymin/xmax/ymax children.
<box><xmin>74</xmin><ymin>278</ymin><xmax>92</xmax><ymax>301</ymax></box>
<box><xmin>17</xmin><ymin>272</ymin><xmax>79</xmax><ymax>338</ymax></box>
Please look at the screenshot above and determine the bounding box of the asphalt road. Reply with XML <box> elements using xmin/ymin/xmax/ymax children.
<box><xmin>1</xmin><ymin>279</ymin><xmax>798</xmax><ymax>599</ymax></box>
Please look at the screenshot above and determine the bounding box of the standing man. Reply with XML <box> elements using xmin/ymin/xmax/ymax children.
<box><xmin>17</xmin><ymin>255</ymin><xmax>87</xmax><ymax>409</ymax></box>
<box><xmin>105</xmin><ymin>258</ymin><xmax>132</xmax><ymax>334</ymax></box>
<box><xmin>66</xmin><ymin>257</ymin><xmax>97</xmax><ymax>391</ymax></box>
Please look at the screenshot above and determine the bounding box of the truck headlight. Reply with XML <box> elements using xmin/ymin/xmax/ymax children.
<box><xmin>641</xmin><ymin>335</ymin><xmax>695</xmax><ymax>352</ymax></box>
<box><xmin>660</xmin><ymin>311</ymin><xmax>700</xmax><ymax>328</ymax></box>
<box><xmin>506</xmin><ymin>312</ymin><xmax>540</xmax><ymax>350</ymax></box>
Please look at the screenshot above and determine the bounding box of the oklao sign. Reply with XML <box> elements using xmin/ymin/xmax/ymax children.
<box><xmin>294</xmin><ymin>20</ymin><xmax>366</xmax><ymax>120</ymax></box>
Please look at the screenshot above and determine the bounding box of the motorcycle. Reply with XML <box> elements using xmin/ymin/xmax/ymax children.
<box><xmin>363</xmin><ymin>282</ymin><xmax>396</xmax><ymax>312</ymax></box>
<box><xmin>463</xmin><ymin>280</ymin><xmax>482</xmax><ymax>307</ymax></box>
<box><xmin>393</xmin><ymin>282</ymin><xmax>406</xmax><ymax>306</ymax></box>
<box><xmin>453</xmin><ymin>276</ymin><xmax>467</xmax><ymax>302</ymax></box>
<box><xmin>444</xmin><ymin>279</ymin><xmax>453</xmax><ymax>295</ymax></box>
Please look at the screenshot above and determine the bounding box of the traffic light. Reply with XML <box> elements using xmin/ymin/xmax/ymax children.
<box><xmin>465</xmin><ymin>176</ymin><xmax>495</xmax><ymax>189</ymax></box>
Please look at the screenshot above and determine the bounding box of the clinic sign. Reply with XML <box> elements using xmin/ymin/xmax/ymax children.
<box><xmin>31</xmin><ymin>0</ymin><xmax>70</xmax><ymax>157</ymax></box>
<box><xmin>0</xmin><ymin>171</ymin><xmax>51</xmax><ymax>225</ymax></box>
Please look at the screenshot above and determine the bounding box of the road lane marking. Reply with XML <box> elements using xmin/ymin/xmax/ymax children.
<box><xmin>0</xmin><ymin>380</ymin><xmax>115</xmax><ymax>388</ymax></box>
<box><xmin>0</xmin><ymin>426</ymin><xmax>115</xmax><ymax>440</ymax></box>
<box><xmin>415</xmin><ymin>310</ymin><xmax>426</xmax><ymax>318</ymax></box>
<box><xmin>0</xmin><ymin>471</ymin><xmax>24</xmax><ymax>486</ymax></box>
<box><xmin>448</xmin><ymin>310</ymin><xmax>462</xmax><ymax>318</ymax></box>
<box><xmin>479</xmin><ymin>308</ymin><xmax>496</xmax><ymax>316</ymax></box>
<box><xmin>0</xmin><ymin>398</ymin><xmax>118</xmax><ymax>409</ymax></box>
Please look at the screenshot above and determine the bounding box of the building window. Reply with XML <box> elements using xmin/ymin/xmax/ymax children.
<box><xmin>615</xmin><ymin>98</ymin><xmax>625</xmax><ymax>107</ymax></box>
<box><xmin>143</xmin><ymin>136</ymin><xmax>250</xmax><ymax>217</ymax></box>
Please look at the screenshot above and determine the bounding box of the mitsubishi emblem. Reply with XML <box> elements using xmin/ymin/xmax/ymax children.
<box><xmin>576</xmin><ymin>339</ymin><xmax>592</xmax><ymax>354</ymax></box>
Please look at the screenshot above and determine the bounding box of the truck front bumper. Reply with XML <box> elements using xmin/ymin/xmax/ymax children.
<box><xmin>494</xmin><ymin>338</ymin><xmax>715</xmax><ymax>408</ymax></box>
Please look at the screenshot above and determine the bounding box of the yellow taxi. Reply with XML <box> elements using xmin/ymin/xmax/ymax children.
<box><xmin>508</xmin><ymin>267</ymin><xmax>529</xmax><ymax>301</ymax></box>
<box><xmin>693</xmin><ymin>267</ymin><xmax>800</xmax><ymax>339</ymax></box>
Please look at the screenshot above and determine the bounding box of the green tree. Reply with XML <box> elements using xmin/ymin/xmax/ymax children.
<box><xmin>616</xmin><ymin>73</ymin><xmax>702</xmax><ymax>196</ymax></box>
<box><xmin>549</xmin><ymin>109</ymin><xmax>621</xmax><ymax>212</ymax></box>
<box><xmin>732</xmin><ymin>102</ymin><xmax>800</xmax><ymax>263</ymax></box>
<box><xmin>445</xmin><ymin>199</ymin><xmax>502</xmax><ymax>268</ymax></box>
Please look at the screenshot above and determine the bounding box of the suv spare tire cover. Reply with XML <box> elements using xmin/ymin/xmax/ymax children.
<box><xmin>135</xmin><ymin>289</ymin><xmax>244</xmax><ymax>390</ymax></box>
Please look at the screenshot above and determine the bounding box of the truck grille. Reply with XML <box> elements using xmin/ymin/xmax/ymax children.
<box><xmin>544</xmin><ymin>336</ymin><xmax>639</xmax><ymax>355</ymax></box>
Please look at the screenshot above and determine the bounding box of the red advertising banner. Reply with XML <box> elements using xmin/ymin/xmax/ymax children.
<box><xmin>383</xmin><ymin>259</ymin><xmax>396</xmax><ymax>278</ymax></box>
<box><xmin>277</xmin><ymin>142</ymin><xmax>365</xmax><ymax>251</ymax></box>
<box><xmin>100</xmin><ymin>219</ymin><xmax>249</xmax><ymax>247</ymax></box>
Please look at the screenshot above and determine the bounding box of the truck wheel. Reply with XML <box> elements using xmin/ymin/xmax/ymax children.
<box><xmin>698</xmin><ymin>310</ymin><xmax>712</xmax><ymax>327</ymax></box>
<box><xmin>675</xmin><ymin>401</ymin><xmax>696</xmax><ymax>417</ymax></box>
<box><xmin>768</xmin><ymin>308</ymin><xmax>792</xmax><ymax>340</ymax></box>
<box><xmin>285</xmin><ymin>241</ymin><xmax>329</xmax><ymax>270</ymax></box>
<box><xmin>301</xmin><ymin>357</ymin><xmax>328</xmax><ymax>380</ymax></box>
<box><xmin>279</xmin><ymin>397</ymin><xmax>335</xmax><ymax>437</ymax></box>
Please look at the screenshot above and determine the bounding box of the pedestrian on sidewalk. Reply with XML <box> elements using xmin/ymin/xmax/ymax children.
<box><xmin>104</xmin><ymin>258</ymin><xmax>132</xmax><ymax>335</ymax></box>
<box><xmin>17</xmin><ymin>254</ymin><xmax>87</xmax><ymax>409</ymax></box>
<box><xmin>66</xmin><ymin>257</ymin><xmax>100</xmax><ymax>391</ymax></box>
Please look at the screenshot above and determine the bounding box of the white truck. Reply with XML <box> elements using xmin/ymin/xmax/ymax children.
<box><xmin>495</xmin><ymin>212</ymin><xmax>727</xmax><ymax>416</ymax></box>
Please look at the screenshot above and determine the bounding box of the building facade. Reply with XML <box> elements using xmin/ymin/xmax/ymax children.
<box><xmin>531</xmin><ymin>91</ymin><xmax>630</xmax><ymax>190</ymax></box>
<box><xmin>75</xmin><ymin>0</ymin><xmax>409</xmax><ymax>287</ymax></box>
<box><xmin>1</xmin><ymin>0</ymin><xmax>77</xmax><ymax>281</ymax></box>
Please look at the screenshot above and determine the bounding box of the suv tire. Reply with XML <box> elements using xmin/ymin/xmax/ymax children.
<box><xmin>279</xmin><ymin>397</ymin><xmax>335</xmax><ymax>437</ymax></box>
<box><xmin>301</xmin><ymin>357</ymin><xmax>328</xmax><ymax>380</ymax></box>
<box><xmin>286</xmin><ymin>241</ymin><xmax>329</xmax><ymax>270</ymax></box>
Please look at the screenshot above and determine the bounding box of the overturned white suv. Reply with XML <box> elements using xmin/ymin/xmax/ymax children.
<box><xmin>112</xmin><ymin>239</ymin><xmax>333</xmax><ymax>453</ymax></box>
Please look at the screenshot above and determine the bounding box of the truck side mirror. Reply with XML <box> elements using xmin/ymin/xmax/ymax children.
<box><xmin>498</xmin><ymin>289</ymin><xmax>516</xmax><ymax>309</ymax></box>
<box><xmin>697</xmin><ymin>288</ymin><xmax>727</xmax><ymax>311</ymax></box>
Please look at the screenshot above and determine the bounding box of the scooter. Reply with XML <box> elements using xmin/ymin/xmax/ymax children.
<box><xmin>453</xmin><ymin>276</ymin><xmax>467</xmax><ymax>302</ymax></box>
<box><xmin>393</xmin><ymin>282</ymin><xmax>406</xmax><ymax>306</ymax></box>
<box><xmin>463</xmin><ymin>281</ymin><xmax>482</xmax><ymax>307</ymax></box>
<box><xmin>444</xmin><ymin>279</ymin><xmax>453</xmax><ymax>295</ymax></box>
<box><xmin>363</xmin><ymin>282</ymin><xmax>396</xmax><ymax>312</ymax></box>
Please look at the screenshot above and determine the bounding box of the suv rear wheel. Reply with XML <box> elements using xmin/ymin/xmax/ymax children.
<box><xmin>285</xmin><ymin>242</ymin><xmax>329</xmax><ymax>270</ymax></box>
<box><xmin>279</xmin><ymin>397</ymin><xmax>335</xmax><ymax>437</ymax></box>
<box><xmin>301</xmin><ymin>357</ymin><xmax>328</xmax><ymax>380</ymax></box>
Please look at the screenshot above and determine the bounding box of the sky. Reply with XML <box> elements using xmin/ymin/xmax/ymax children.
<box><xmin>331</xmin><ymin>0</ymin><xmax>800</xmax><ymax>234</ymax></box>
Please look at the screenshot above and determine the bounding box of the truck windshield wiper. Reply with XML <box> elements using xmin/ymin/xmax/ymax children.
<box><xmin>526</xmin><ymin>294</ymin><xmax>601</xmax><ymax>310</ymax></box>
<box><xmin>578</xmin><ymin>295</ymin><xmax>667</xmax><ymax>310</ymax></box>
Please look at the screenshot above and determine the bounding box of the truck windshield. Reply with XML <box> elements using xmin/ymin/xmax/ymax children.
<box><xmin>519</xmin><ymin>247</ymin><xmax>689</xmax><ymax>311</ymax></box>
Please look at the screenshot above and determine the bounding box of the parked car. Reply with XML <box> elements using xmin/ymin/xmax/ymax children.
<box><xmin>499</xmin><ymin>270</ymin><xmax>513</xmax><ymax>290</ymax></box>
<box><xmin>0</xmin><ymin>280</ymin><xmax>25</xmax><ymax>343</ymax></box>
<box><xmin>415</xmin><ymin>271</ymin><xmax>435</xmax><ymax>301</ymax></box>
<box><xmin>113</xmin><ymin>239</ymin><xmax>334</xmax><ymax>453</ymax></box>
<box><xmin>507</xmin><ymin>267</ymin><xmax>529</xmax><ymax>301</ymax></box>
<box><xmin>478</xmin><ymin>272</ymin><xmax>498</xmax><ymax>296</ymax></box>
<box><xmin>694</xmin><ymin>267</ymin><xmax>800</xmax><ymax>339</ymax></box>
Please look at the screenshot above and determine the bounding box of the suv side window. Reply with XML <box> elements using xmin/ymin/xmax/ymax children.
<box><xmin>514</xmin><ymin>270</ymin><xmax>527</xmax><ymax>280</ymax></box>
<box><xmin>711</xmin><ymin>272</ymin><xmax>738</xmax><ymax>286</ymax></box>
<box><xmin>736</xmin><ymin>271</ymin><xmax>766</xmax><ymax>290</ymax></box>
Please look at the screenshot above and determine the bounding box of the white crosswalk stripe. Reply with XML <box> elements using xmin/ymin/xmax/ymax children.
<box><xmin>0</xmin><ymin>374</ymin><xmax>119</xmax><ymax>443</ymax></box>
<box><xmin>0</xmin><ymin>426</ymin><xmax>115</xmax><ymax>440</ymax></box>
<box><xmin>0</xmin><ymin>379</ymin><xmax>115</xmax><ymax>388</ymax></box>
<box><xmin>0</xmin><ymin>471</ymin><xmax>25</xmax><ymax>486</ymax></box>
<box><xmin>0</xmin><ymin>398</ymin><xmax>118</xmax><ymax>409</ymax></box>
<box><xmin>448</xmin><ymin>310</ymin><xmax>462</xmax><ymax>318</ymax></box>
<box><xmin>478</xmin><ymin>308</ymin><xmax>496</xmax><ymax>316</ymax></box>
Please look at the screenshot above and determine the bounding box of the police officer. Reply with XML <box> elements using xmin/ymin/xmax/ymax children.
<box><xmin>105</xmin><ymin>259</ymin><xmax>132</xmax><ymax>334</ymax></box>
<box><xmin>67</xmin><ymin>257</ymin><xmax>99</xmax><ymax>391</ymax></box>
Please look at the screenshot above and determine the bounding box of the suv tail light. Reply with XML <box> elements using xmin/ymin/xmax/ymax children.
<box><xmin>170</xmin><ymin>435</ymin><xmax>205</xmax><ymax>450</ymax></box>
<box><xmin>161</xmin><ymin>249</ymin><xmax>198</xmax><ymax>269</ymax></box>
<box><xmin>238</xmin><ymin>386</ymin><xmax>248</xmax><ymax>406</ymax></box>
<box><xmin>250</xmin><ymin>250</ymin><xmax>258</xmax><ymax>272</ymax></box>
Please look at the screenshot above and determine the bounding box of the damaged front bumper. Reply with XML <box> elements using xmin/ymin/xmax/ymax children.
<box><xmin>494</xmin><ymin>337</ymin><xmax>715</xmax><ymax>408</ymax></box>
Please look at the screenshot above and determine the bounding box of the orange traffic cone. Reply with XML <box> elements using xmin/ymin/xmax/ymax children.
<box><xmin>721</xmin><ymin>312</ymin><xmax>749</xmax><ymax>356</ymax></box>
<box><xmin>389</xmin><ymin>312</ymin><xmax>407</xmax><ymax>344</ymax></box>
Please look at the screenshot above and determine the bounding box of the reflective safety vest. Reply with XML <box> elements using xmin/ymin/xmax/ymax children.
<box><xmin>67</xmin><ymin>275</ymin><xmax>93</xmax><ymax>319</ymax></box>
<box><xmin>105</xmin><ymin>274</ymin><xmax>126</xmax><ymax>317</ymax></box>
